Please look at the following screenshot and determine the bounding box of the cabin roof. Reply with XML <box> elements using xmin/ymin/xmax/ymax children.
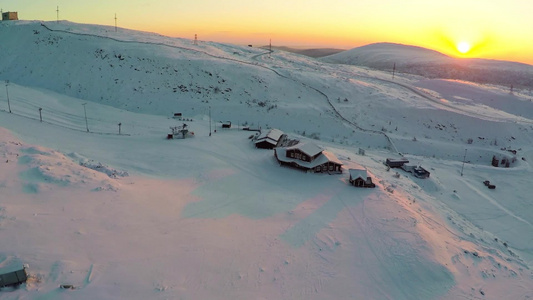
<box><xmin>275</xmin><ymin>148</ymin><xmax>342</xmax><ymax>169</ymax></box>
<box><xmin>255</xmin><ymin>129</ymin><xmax>284</xmax><ymax>144</ymax></box>
<box><xmin>349</xmin><ymin>168</ymin><xmax>368</xmax><ymax>180</ymax></box>
<box><xmin>286</xmin><ymin>142</ymin><xmax>323</xmax><ymax>157</ymax></box>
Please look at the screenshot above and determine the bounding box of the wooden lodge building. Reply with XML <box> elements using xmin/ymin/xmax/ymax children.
<box><xmin>274</xmin><ymin>142</ymin><xmax>342</xmax><ymax>173</ymax></box>
<box><xmin>254</xmin><ymin>128</ymin><xmax>287</xmax><ymax>149</ymax></box>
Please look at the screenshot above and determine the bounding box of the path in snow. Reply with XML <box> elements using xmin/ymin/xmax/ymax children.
<box><xmin>462</xmin><ymin>180</ymin><xmax>533</xmax><ymax>230</ymax></box>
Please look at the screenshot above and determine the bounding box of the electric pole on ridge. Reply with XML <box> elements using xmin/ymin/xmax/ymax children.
<box><xmin>461</xmin><ymin>149</ymin><xmax>467</xmax><ymax>176</ymax></box>
<box><xmin>269</xmin><ymin>39</ymin><xmax>272</xmax><ymax>58</ymax></box>
<box><xmin>82</xmin><ymin>103</ymin><xmax>89</xmax><ymax>132</ymax></box>
<box><xmin>5</xmin><ymin>80</ymin><xmax>11</xmax><ymax>113</ymax></box>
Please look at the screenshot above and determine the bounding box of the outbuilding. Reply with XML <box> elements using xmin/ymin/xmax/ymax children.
<box><xmin>2</xmin><ymin>12</ymin><xmax>18</xmax><ymax>21</ymax></box>
<box><xmin>386</xmin><ymin>158</ymin><xmax>409</xmax><ymax>168</ymax></box>
<box><xmin>401</xmin><ymin>165</ymin><xmax>431</xmax><ymax>179</ymax></box>
<box><xmin>0</xmin><ymin>266</ymin><xmax>28</xmax><ymax>288</ymax></box>
<box><xmin>349</xmin><ymin>168</ymin><xmax>375</xmax><ymax>188</ymax></box>
<box><xmin>254</xmin><ymin>128</ymin><xmax>286</xmax><ymax>149</ymax></box>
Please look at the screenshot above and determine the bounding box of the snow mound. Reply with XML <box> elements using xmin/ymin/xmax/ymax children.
<box><xmin>78</xmin><ymin>158</ymin><xmax>129</xmax><ymax>178</ymax></box>
<box><xmin>0</xmin><ymin>129</ymin><xmax>122</xmax><ymax>193</ymax></box>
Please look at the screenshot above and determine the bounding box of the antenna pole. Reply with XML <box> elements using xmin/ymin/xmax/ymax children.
<box><xmin>56</xmin><ymin>6</ymin><xmax>59</xmax><ymax>23</ymax></box>
<box><xmin>5</xmin><ymin>80</ymin><xmax>11</xmax><ymax>113</ymax></box>
<box><xmin>114</xmin><ymin>13</ymin><xmax>117</xmax><ymax>32</ymax></box>
<box><xmin>460</xmin><ymin>149</ymin><xmax>467</xmax><ymax>176</ymax></box>
<box><xmin>82</xmin><ymin>103</ymin><xmax>89</xmax><ymax>132</ymax></box>
<box><xmin>392</xmin><ymin>62</ymin><xmax>396</xmax><ymax>79</ymax></box>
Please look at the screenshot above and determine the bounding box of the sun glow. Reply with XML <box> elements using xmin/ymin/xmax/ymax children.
<box><xmin>457</xmin><ymin>42</ymin><xmax>471</xmax><ymax>54</ymax></box>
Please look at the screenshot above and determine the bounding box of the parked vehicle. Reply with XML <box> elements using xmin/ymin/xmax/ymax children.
<box><xmin>483</xmin><ymin>180</ymin><xmax>496</xmax><ymax>189</ymax></box>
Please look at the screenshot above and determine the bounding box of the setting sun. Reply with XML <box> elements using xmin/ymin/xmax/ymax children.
<box><xmin>457</xmin><ymin>42</ymin><xmax>471</xmax><ymax>54</ymax></box>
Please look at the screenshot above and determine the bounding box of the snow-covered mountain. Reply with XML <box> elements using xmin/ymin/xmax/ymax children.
<box><xmin>322</xmin><ymin>43</ymin><xmax>533</xmax><ymax>89</ymax></box>
<box><xmin>261</xmin><ymin>46</ymin><xmax>345</xmax><ymax>58</ymax></box>
<box><xmin>1</xmin><ymin>21</ymin><xmax>533</xmax><ymax>299</ymax></box>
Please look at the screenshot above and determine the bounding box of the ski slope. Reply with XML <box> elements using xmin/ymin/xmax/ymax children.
<box><xmin>1</xmin><ymin>21</ymin><xmax>533</xmax><ymax>299</ymax></box>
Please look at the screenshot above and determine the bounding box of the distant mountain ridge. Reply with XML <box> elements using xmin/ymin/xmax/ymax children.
<box><xmin>322</xmin><ymin>43</ymin><xmax>533</xmax><ymax>89</ymax></box>
<box><xmin>260</xmin><ymin>45</ymin><xmax>345</xmax><ymax>58</ymax></box>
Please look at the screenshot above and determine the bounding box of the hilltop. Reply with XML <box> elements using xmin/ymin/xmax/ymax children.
<box><xmin>259</xmin><ymin>45</ymin><xmax>345</xmax><ymax>58</ymax></box>
<box><xmin>322</xmin><ymin>43</ymin><xmax>533</xmax><ymax>89</ymax></box>
<box><xmin>0</xmin><ymin>21</ymin><xmax>533</xmax><ymax>299</ymax></box>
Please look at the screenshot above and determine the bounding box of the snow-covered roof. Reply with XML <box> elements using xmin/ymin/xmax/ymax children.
<box><xmin>349</xmin><ymin>168</ymin><xmax>368</xmax><ymax>180</ymax></box>
<box><xmin>286</xmin><ymin>142</ymin><xmax>323</xmax><ymax>157</ymax></box>
<box><xmin>322</xmin><ymin>150</ymin><xmax>342</xmax><ymax>165</ymax></box>
<box><xmin>255</xmin><ymin>128</ymin><xmax>284</xmax><ymax>144</ymax></box>
<box><xmin>266</xmin><ymin>128</ymin><xmax>284</xmax><ymax>141</ymax></box>
<box><xmin>275</xmin><ymin>148</ymin><xmax>342</xmax><ymax>169</ymax></box>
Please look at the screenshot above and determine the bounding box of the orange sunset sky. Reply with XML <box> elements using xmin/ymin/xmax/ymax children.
<box><xmin>4</xmin><ymin>0</ymin><xmax>533</xmax><ymax>65</ymax></box>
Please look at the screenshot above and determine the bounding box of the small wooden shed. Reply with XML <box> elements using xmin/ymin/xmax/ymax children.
<box><xmin>349</xmin><ymin>168</ymin><xmax>375</xmax><ymax>188</ymax></box>
<box><xmin>386</xmin><ymin>158</ymin><xmax>409</xmax><ymax>168</ymax></box>
<box><xmin>2</xmin><ymin>12</ymin><xmax>18</xmax><ymax>21</ymax></box>
<box><xmin>0</xmin><ymin>266</ymin><xmax>28</xmax><ymax>288</ymax></box>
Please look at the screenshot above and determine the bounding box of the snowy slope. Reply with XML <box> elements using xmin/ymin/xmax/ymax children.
<box><xmin>322</xmin><ymin>43</ymin><xmax>533</xmax><ymax>89</ymax></box>
<box><xmin>322</xmin><ymin>42</ymin><xmax>452</xmax><ymax>67</ymax></box>
<box><xmin>1</xmin><ymin>21</ymin><xmax>533</xmax><ymax>299</ymax></box>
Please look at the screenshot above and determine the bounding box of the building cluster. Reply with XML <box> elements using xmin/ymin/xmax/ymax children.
<box><xmin>254</xmin><ymin>128</ymin><xmax>376</xmax><ymax>188</ymax></box>
<box><xmin>385</xmin><ymin>158</ymin><xmax>430</xmax><ymax>179</ymax></box>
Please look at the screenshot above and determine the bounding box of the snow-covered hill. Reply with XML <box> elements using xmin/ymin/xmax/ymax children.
<box><xmin>322</xmin><ymin>43</ymin><xmax>533</xmax><ymax>89</ymax></box>
<box><xmin>1</xmin><ymin>21</ymin><xmax>533</xmax><ymax>299</ymax></box>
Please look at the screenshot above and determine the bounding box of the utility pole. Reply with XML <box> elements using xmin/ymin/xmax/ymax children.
<box><xmin>118</xmin><ymin>122</ymin><xmax>121</xmax><ymax>135</ymax></box>
<box><xmin>194</xmin><ymin>34</ymin><xmax>198</xmax><ymax>45</ymax></box>
<box><xmin>392</xmin><ymin>62</ymin><xmax>396</xmax><ymax>79</ymax></box>
<box><xmin>114</xmin><ymin>13</ymin><xmax>117</xmax><ymax>32</ymax></box>
<box><xmin>461</xmin><ymin>148</ymin><xmax>467</xmax><ymax>176</ymax></box>
<box><xmin>209</xmin><ymin>106</ymin><xmax>211</xmax><ymax>136</ymax></box>
<box><xmin>82</xmin><ymin>103</ymin><xmax>89</xmax><ymax>132</ymax></box>
<box><xmin>5</xmin><ymin>80</ymin><xmax>11</xmax><ymax>113</ymax></box>
<box><xmin>269</xmin><ymin>38</ymin><xmax>272</xmax><ymax>58</ymax></box>
<box><xmin>39</xmin><ymin>108</ymin><xmax>42</xmax><ymax>122</ymax></box>
<box><xmin>56</xmin><ymin>6</ymin><xmax>59</xmax><ymax>23</ymax></box>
